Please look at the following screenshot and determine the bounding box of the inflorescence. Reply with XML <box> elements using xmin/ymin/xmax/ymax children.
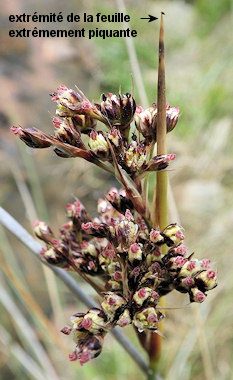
<box><xmin>11</xmin><ymin>85</ymin><xmax>217</xmax><ymax>366</ymax></box>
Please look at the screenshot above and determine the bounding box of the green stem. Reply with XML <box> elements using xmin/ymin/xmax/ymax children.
<box><xmin>147</xmin><ymin>364</ymin><xmax>158</xmax><ymax>380</ymax></box>
<box><xmin>149</xmin><ymin>13</ymin><xmax>167</xmax><ymax>378</ymax></box>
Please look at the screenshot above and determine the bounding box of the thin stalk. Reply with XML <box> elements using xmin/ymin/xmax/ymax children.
<box><xmin>0</xmin><ymin>256</ymin><xmax>67</xmax><ymax>353</ymax></box>
<box><xmin>0</xmin><ymin>282</ymin><xmax>60</xmax><ymax>380</ymax></box>
<box><xmin>0</xmin><ymin>325</ymin><xmax>48</xmax><ymax>380</ymax></box>
<box><xmin>150</xmin><ymin>13</ymin><xmax>167</xmax><ymax>379</ymax></box>
<box><xmin>16</xmin><ymin>143</ymin><xmax>64</xmax><ymax>328</ymax></box>
<box><xmin>115</xmin><ymin>0</ymin><xmax>149</xmax><ymax>108</ymax></box>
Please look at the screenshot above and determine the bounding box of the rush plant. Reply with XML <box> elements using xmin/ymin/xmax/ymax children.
<box><xmin>11</xmin><ymin>14</ymin><xmax>217</xmax><ymax>380</ymax></box>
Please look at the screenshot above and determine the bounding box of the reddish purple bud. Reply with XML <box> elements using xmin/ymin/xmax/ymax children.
<box><xmin>138</xmin><ymin>288</ymin><xmax>147</xmax><ymax>298</ymax></box>
<box><xmin>187</xmin><ymin>262</ymin><xmax>196</xmax><ymax>271</ymax></box>
<box><xmin>147</xmin><ymin>313</ymin><xmax>158</xmax><ymax>323</ymax></box>
<box><xmin>174</xmin><ymin>256</ymin><xmax>187</xmax><ymax>268</ymax></box>
<box><xmin>108</xmin><ymin>297</ymin><xmax>117</xmax><ymax>306</ymax></box>
<box><xmin>184</xmin><ymin>277</ymin><xmax>195</xmax><ymax>287</ymax></box>
<box><xmin>113</xmin><ymin>271</ymin><xmax>122</xmax><ymax>281</ymax></box>
<box><xmin>130</xmin><ymin>243</ymin><xmax>140</xmax><ymax>254</ymax></box>
<box><xmin>81</xmin><ymin>241</ymin><xmax>89</xmax><ymax>249</ymax></box>
<box><xmin>69</xmin><ymin>351</ymin><xmax>78</xmax><ymax>362</ymax></box>
<box><xmin>79</xmin><ymin>352</ymin><xmax>91</xmax><ymax>366</ymax></box>
<box><xmin>151</xmin><ymin>291</ymin><xmax>160</xmax><ymax>300</ymax></box>
<box><xmin>206</xmin><ymin>270</ymin><xmax>217</xmax><ymax>280</ymax></box>
<box><xmin>136</xmin><ymin>105</ymin><xmax>144</xmax><ymax>113</ymax></box>
<box><xmin>195</xmin><ymin>291</ymin><xmax>206</xmax><ymax>303</ymax></box>
<box><xmin>152</xmin><ymin>249</ymin><xmax>161</xmax><ymax>257</ymax></box>
<box><xmin>90</xmin><ymin>130</ymin><xmax>98</xmax><ymax>140</ymax></box>
<box><xmin>60</xmin><ymin>326</ymin><xmax>72</xmax><ymax>335</ymax></box>
<box><xmin>51</xmin><ymin>85</ymin><xmax>69</xmax><ymax>102</ymax></box>
<box><xmin>125</xmin><ymin>209</ymin><xmax>134</xmax><ymax>221</ymax></box>
<box><xmin>103</xmin><ymin>249</ymin><xmax>116</xmax><ymax>260</ymax></box>
<box><xmin>88</xmin><ymin>261</ymin><xmax>96</xmax><ymax>270</ymax></box>
<box><xmin>201</xmin><ymin>259</ymin><xmax>211</xmax><ymax>269</ymax></box>
<box><xmin>167</xmin><ymin>154</ymin><xmax>176</xmax><ymax>161</ymax></box>
<box><xmin>119</xmin><ymin>317</ymin><xmax>129</xmax><ymax>327</ymax></box>
<box><xmin>175</xmin><ymin>245</ymin><xmax>188</xmax><ymax>255</ymax></box>
<box><xmin>150</xmin><ymin>229</ymin><xmax>163</xmax><ymax>244</ymax></box>
<box><xmin>81</xmin><ymin>318</ymin><xmax>92</xmax><ymax>329</ymax></box>
<box><xmin>175</xmin><ymin>230</ymin><xmax>184</xmax><ymax>240</ymax></box>
<box><xmin>81</xmin><ymin>222</ymin><xmax>92</xmax><ymax>232</ymax></box>
<box><xmin>52</xmin><ymin>117</ymin><xmax>62</xmax><ymax>128</ymax></box>
<box><xmin>51</xmin><ymin>238</ymin><xmax>59</xmax><ymax>246</ymax></box>
<box><xmin>190</xmin><ymin>288</ymin><xmax>206</xmax><ymax>303</ymax></box>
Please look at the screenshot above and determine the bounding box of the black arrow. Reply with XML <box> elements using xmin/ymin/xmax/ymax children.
<box><xmin>140</xmin><ymin>15</ymin><xmax>158</xmax><ymax>22</ymax></box>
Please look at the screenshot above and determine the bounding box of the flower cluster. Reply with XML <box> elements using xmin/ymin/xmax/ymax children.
<box><xmin>34</xmin><ymin>188</ymin><xmax>217</xmax><ymax>365</ymax></box>
<box><xmin>11</xmin><ymin>85</ymin><xmax>177</xmax><ymax>181</ymax></box>
<box><xmin>12</xmin><ymin>84</ymin><xmax>217</xmax><ymax>366</ymax></box>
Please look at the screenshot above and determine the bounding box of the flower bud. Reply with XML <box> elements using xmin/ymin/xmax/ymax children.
<box><xmin>11</xmin><ymin>126</ymin><xmax>52</xmax><ymax>149</ymax></box>
<box><xmin>174</xmin><ymin>276</ymin><xmax>195</xmax><ymax>293</ymax></box>
<box><xmin>106</xmin><ymin>188</ymin><xmax>134</xmax><ymax>215</ymax></box>
<box><xmin>146</xmin><ymin>249</ymin><xmax>163</xmax><ymax>266</ymax></box>
<box><xmin>135</xmin><ymin>216</ymin><xmax>149</xmax><ymax>241</ymax></box>
<box><xmin>181</xmin><ymin>276</ymin><xmax>195</xmax><ymax>289</ymax></box>
<box><xmin>162</xmin><ymin>224</ymin><xmax>184</xmax><ymax>246</ymax></box>
<box><xmin>149</xmin><ymin>229</ymin><xmax>164</xmax><ymax>244</ymax></box>
<box><xmin>95</xmin><ymin>92</ymin><xmax>136</xmax><ymax>128</ymax></box>
<box><xmin>81</xmin><ymin>309</ymin><xmax>107</xmax><ymax>333</ymax></box>
<box><xmin>189</xmin><ymin>287</ymin><xmax>206</xmax><ymax>303</ymax></box>
<box><xmin>81</xmin><ymin>221</ymin><xmax>109</xmax><ymax>238</ymax></box>
<box><xmin>101</xmin><ymin>293</ymin><xmax>126</xmax><ymax>321</ymax></box>
<box><xmin>166</xmin><ymin>106</ymin><xmax>180</xmax><ymax>133</ymax></box>
<box><xmin>60</xmin><ymin>326</ymin><xmax>72</xmax><ymax>335</ymax></box>
<box><xmin>66</xmin><ymin>200</ymin><xmax>89</xmax><ymax>231</ymax></box>
<box><xmin>133</xmin><ymin>307</ymin><xmax>164</xmax><ymax>331</ymax></box>
<box><xmin>114</xmin><ymin>218</ymin><xmax>138</xmax><ymax>250</ymax></box>
<box><xmin>178</xmin><ymin>259</ymin><xmax>202</xmax><ymax>278</ymax></box>
<box><xmin>133</xmin><ymin>287</ymin><xmax>153</xmax><ymax>306</ymax></box>
<box><xmin>201</xmin><ymin>259</ymin><xmax>211</xmax><ymax>269</ymax></box>
<box><xmin>33</xmin><ymin>219</ymin><xmax>55</xmax><ymax>243</ymax></box>
<box><xmin>134</xmin><ymin>104</ymin><xmax>180</xmax><ymax>142</ymax></box>
<box><xmin>125</xmin><ymin>142</ymin><xmax>147</xmax><ymax>172</ymax></box>
<box><xmin>89</xmin><ymin>130</ymin><xmax>109</xmax><ymax>159</ymax></box>
<box><xmin>51</xmin><ymin>85</ymin><xmax>93</xmax><ymax>114</ymax></box>
<box><xmin>81</xmin><ymin>241</ymin><xmax>98</xmax><ymax>257</ymax></box>
<box><xmin>106</xmin><ymin>279</ymin><xmax>122</xmax><ymax>291</ymax></box>
<box><xmin>117</xmin><ymin>309</ymin><xmax>131</xmax><ymax>327</ymax></box>
<box><xmin>71</xmin><ymin>333</ymin><xmax>104</xmax><ymax>365</ymax></box>
<box><xmin>73</xmin><ymin>115</ymin><xmax>96</xmax><ymax>133</ymax></box>
<box><xmin>53</xmin><ymin>117</ymin><xmax>82</xmax><ymax>147</ymax></box>
<box><xmin>195</xmin><ymin>270</ymin><xmax>217</xmax><ymax>291</ymax></box>
<box><xmin>134</xmin><ymin>106</ymin><xmax>157</xmax><ymax>140</ymax></box>
<box><xmin>97</xmin><ymin>199</ymin><xmax>111</xmax><ymax>215</ymax></box>
<box><xmin>167</xmin><ymin>256</ymin><xmax>188</xmax><ymax>271</ymax></box>
<box><xmin>108</xmin><ymin>129</ymin><xmax>122</xmax><ymax>149</ymax></box>
<box><xmin>128</xmin><ymin>243</ymin><xmax>143</xmax><ymax>264</ymax></box>
<box><xmin>40</xmin><ymin>247</ymin><xmax>67</xmax><ymax>267</ymax></box>
<box><xmin>173</xmin><ymin>245</ymin><xmax>188</xmax><ymax>256</ymax></box>
<box><xmin>70</xmin><ymin>313</ymin><xmax>85</xmax><ymax>330</ymax></box>
<box><xmin>145</xmin><ymin>154</ymin><xmax>176</xmax><ymax>172</ymax></box>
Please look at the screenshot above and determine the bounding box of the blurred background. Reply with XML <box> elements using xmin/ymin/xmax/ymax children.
<box><xmin>0</xmin><ymin>0</ymin><xmax>232</xmax><ymax>379</ymax></box>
